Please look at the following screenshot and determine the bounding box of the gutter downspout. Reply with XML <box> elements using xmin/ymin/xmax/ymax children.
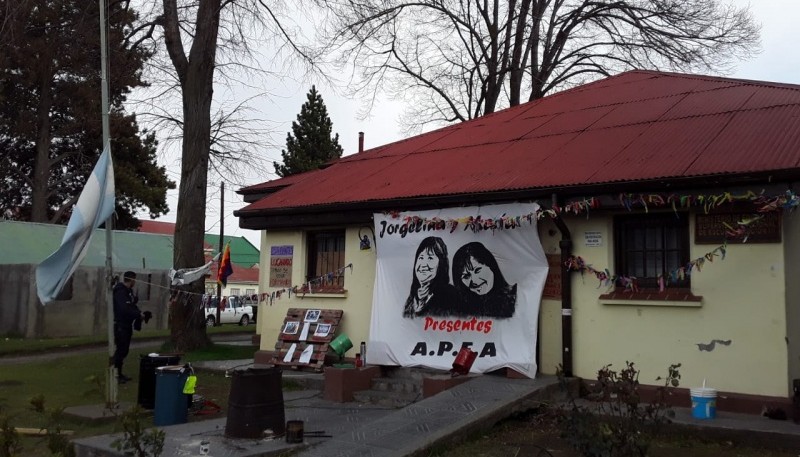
<box><xmin>550</xmin><ymin>194</ymin><xmax>574</xmax><ymax>377</ymax></box>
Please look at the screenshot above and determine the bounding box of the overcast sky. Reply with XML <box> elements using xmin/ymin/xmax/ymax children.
<box><xmin>139</xmin><ymin>0</ymin><xmax>800</xmax><ymax>250</ymax></box>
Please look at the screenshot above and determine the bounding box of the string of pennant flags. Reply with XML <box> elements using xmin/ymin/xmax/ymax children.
<box><xmin>386</xmin><ymin>189</ymin><xmax>797</xmax><ymax>293</ymax></box>
<box><xmin>565</xmin><ymin>244</ymin><xmax>727</xmax><ymax>292</ymax></box>
<box><xmin>386</xmin><ymin>189</ymin><xmax>798</xmax><ymax>241</ymax></box>
<box><xmin>616</xmin><ymin>189</ymin><xmax>800</xmax><ymax>215</ymax></box>
<box><xmin>258</xmin><ymin>263</ymin><xmax>354</xmax><ymax>305</ymax></box>
<box><xmin>141</xmin><ymin>189</ymin><xmax>797</xmax><ymax>301</ymax></box>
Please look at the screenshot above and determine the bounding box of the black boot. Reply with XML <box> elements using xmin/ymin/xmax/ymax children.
<box><xmin>117</xmin><ymin>366</ymin><xmax>132</xmax><ymax>383</ymax></box>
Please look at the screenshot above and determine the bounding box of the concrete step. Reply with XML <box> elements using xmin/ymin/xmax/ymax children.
<box><xmin>381</xmin><ymin>366</ymin><xmax>448</xmax><ymax>381</ymax></box>
<box><xmin>352</xmin><ymin>389</ymin><xmax>421</xmax><ymax>408</ymax></box>
<box><xmin>283</xmin><ymin>373</ymin><xmax>325</xmax><ymax>391</ymax></box>
<box><xmin>371</xmin><ymin>377</ymin><xmax>421</xmax><ymax>394</ymax></box>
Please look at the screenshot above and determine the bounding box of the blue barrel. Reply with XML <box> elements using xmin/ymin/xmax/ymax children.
<box><xmin>137</xmin><ymin>354</ymin><xmax>181</xmax><ymax>409</ymax></box>
<box><xmin>154</xmin><ymin>366</ymin><xmax>189</xmax><ymax>426</ymax></box>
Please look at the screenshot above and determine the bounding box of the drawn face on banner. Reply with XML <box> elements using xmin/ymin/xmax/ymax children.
<box><xmin>415</xmin><ymin>247</ymin><xmax>440</xmax><ymax>284</ymax></box>
<box><xmin>370</xmin><ymin>203</ymin><xmax>548</xmax><ymax>378</ymax></box>
<box><xmin>451</xmin><ymin>241</ymin><xmax>514</xmax><ymax>313</ymax></box>
<box><xmin>458</xmin><ymin>256</ymin><xmax>494</xmax><ymax>296</ymax></box>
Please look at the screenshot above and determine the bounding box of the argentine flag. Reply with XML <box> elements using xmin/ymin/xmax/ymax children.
<box><xmin>36</xmin><ymin>146</ymin><xmax>115</xmax><ymax>304</ymax></box>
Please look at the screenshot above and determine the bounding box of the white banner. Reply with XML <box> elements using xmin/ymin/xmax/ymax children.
<box><xmin>368</xmin><ymin>203</ymin><xmax>548</xmax><ymax>378</ymax></box>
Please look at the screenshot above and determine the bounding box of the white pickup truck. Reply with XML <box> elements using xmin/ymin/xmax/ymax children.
<box><xmin>205</xmin><ymin>295</ymin><xmax>253</xmax><ymax>326</ymax></box>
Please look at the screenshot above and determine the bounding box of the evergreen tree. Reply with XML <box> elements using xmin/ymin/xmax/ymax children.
<box><xmin>0</xmin><ymin>0</ymin><xmax>174</xmax><ymax>229</ymax></box>
<box><xmin>274</xmin><ymin>86</ymin><xmax>344</xmax><ymax>177</ymax></box>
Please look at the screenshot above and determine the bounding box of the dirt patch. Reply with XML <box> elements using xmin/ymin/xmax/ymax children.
<box><xmin>430</xmin><ymin>410</ymin><xmax>799</xmax><ymax>457</ymax></box>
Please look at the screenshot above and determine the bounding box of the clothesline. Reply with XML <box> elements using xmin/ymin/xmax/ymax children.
<box><xmin>131</xmin><ymin>263</ymin><xmax>356</xmax><ymax>306</ymax></box>
<box><xmin>259</xmin><ymin>263</ymin><xmax>354</xmax><ymax>305</ymax></box>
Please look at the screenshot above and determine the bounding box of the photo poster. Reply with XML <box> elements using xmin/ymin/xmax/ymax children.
<box><xmin>283</xmin><ymin>321</ymin><xmax>299</xmax><ymax>335</ymax></box>
<box><xmin>369</xmin><ymin>203</ymin><xmax>548</xmax><ymax>378</ymax></box>
<box><xmin>314</xmin><ymin>323</ymin><xmax>331</xmax><ymax>337</ymax></box>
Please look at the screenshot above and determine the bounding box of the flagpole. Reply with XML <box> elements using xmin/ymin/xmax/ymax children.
<box><xmin>99</xmin><ymin>0</ymin><xmax>117</xmax><ymax>407</ymax></box>
<box><xmin>216</xmin><ymin>182</ymin><xmax>224</xmax><ymax>326</ymax></box>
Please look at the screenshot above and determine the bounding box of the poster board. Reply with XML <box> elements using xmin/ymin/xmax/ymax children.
<box><xmin>271</xmin><ymin>308</ymin><xmax>343</xmax><ymax>372</ymax></box>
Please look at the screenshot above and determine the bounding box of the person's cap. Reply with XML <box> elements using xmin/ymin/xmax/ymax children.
<box><xmin>123</xmin><ymin>271</ymin><xmax>137</xmax><ymax>280</ymax></box>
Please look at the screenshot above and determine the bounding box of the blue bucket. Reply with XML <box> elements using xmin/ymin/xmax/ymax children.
<box><xmin>690</xmin><ymin>387</ymin><xmax>717</xmax><ymax>419</ymax></box>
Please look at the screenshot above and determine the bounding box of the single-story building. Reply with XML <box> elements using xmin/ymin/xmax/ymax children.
<box><xmin>0</xmin><ymin>220</ymin><xmax>175</xmax><ymax>337</ymax></box>
<box><xmin>235</xmin><ymin>70</ymin><xmax>800</xmax><ymax>414</ymax></box>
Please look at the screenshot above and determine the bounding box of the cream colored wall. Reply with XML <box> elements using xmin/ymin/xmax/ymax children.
<box><xmin>253</xmin><ymin>211</ymin><xmax>789</xmax><ymax>397</ymax></box>
<box><xmin>562</xmin><ymin>212</ymin><xmax>788</xmax><ymax>397</ymax></box>
<box><xmin>784</xmin><ymin>213</ymin><xmax>800</xmax><ymax>386</ymax></box>
<box><xmin>257</xmin><ymin>227</ymin><xmax>376</xmax><ymax>357</ymax></box>
<box><xmin>538</xmin><ymin>217</ymin><xmax>563</xmax><ymax>375</ymax></box>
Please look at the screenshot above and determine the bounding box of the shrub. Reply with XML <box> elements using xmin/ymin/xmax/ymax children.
<box><xmin>29</xmin><ymin>395</ymin><xmax>75</xmax><ymax>457</ymax></box>
<box><xmin>0</xmin><ymin>409</ymin><xmax>21</xmax><ymax>457</ymax></box>
<box><xmin>111</xmin><ymin>406</ymin><xmax>165</xmax><ymax>457</ymax></box>
<box><xmin>556</xmin><ymin>361</ymin><xmax>681</xmax><ymax>457</ymax></box>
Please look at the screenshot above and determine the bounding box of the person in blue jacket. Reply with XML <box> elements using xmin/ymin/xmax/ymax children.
<box><xmin>113</xmin><ymin>271</ymin><xmax>151</xmax><ymax>383</ymax></box>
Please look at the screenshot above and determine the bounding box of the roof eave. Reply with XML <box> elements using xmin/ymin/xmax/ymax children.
<box><xmin>235</xmin><ymin>170</ymin><xmax>800</xmax><ymax>230</ymax></box>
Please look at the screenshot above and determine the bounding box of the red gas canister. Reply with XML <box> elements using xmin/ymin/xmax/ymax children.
<box><xmin>451</xmin><ymin>347</ymin><xmax>477</xmax><ymax>376</ymax></box>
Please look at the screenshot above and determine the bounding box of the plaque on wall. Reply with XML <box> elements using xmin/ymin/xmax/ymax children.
<box><xmin>695</xmin><ymin>212</ymin><xmax>781</xmax><ymax>244</ymax></box>
<box><xmin>269</xmin><ymin>245</ymin><xmax>294</xmax><ymax>287</ymax></box>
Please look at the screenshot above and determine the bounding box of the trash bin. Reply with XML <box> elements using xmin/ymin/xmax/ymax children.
<box><xmin>225</xmin><ymin>367</ymin><xmax>285</xmax><ymax>439</ymax></box>
<box><xmin>137</xmin><ymin>354</ymin><xmax>181</xmax><ymax>409</ymax></box>
<box><xmin>154</xmin><ymin>365</ymin><xmax>190</xmax><ymax>426</ymax></box>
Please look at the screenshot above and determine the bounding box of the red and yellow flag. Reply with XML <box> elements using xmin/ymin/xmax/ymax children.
<box><xmin>217</xmin><ymin>242</ymin><xmax>234</xmax><ymax>286</ymax></box>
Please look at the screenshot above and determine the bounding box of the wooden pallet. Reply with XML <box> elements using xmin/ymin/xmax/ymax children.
<box><xmin>270</xmin><ymin>308</ymin><xmax>344</xmax><ymax>372</ymax></box>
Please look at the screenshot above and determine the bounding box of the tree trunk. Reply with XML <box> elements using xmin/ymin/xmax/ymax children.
<box><xmin>508</xmin><ymin>0</ymin><xmax>531</xmax><ymax>107</ymax></box>
<box><xmin>31</xmin><ymin>72</ymin><xmax>53</xmax><ymax>223</ymax></box>
<box><xmin>169</xmin><ymin>75</ymin><xmax>214</xmax><ymax>350</ymax></box>
<box><xmin>165</xmin><ymin>0</ymin><xmax>221</xmax><ymax>351</ymax></box>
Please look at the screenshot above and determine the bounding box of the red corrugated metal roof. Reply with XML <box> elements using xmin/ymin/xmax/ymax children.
<box><xmin>239</xmin><ymin>169</ymin><xmax>323</xmax><ymax>193</ymax></box>
<box><xmin>138</xmin><ymin>220</ymin><xmax>176</xmax><ymax>235</ymax></box>
<box><xmin>208</xmin><ymin>260</ymin><xmax>260</xmax><ymax>283</ymax></box>
<box><xmin>239</xmin><ymin>71</ymin><xmax>800</xmax><ymax>214</ymax></box>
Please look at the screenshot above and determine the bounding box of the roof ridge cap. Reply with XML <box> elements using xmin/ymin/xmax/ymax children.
<box><xmin>654</xmin><ymin>70</ymin><xmax>800</xmax><ymax>92</ymax></box>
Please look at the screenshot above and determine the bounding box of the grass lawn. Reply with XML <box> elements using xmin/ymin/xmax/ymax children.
<box><xmin>0</xmin><ymin>342</ymin><xmax>258</xmax><ymax>457</ymax></box>
<box><xmin>0</xmin><ymin>325</ymin><xmax>253</xmax><ymax>357</ymax></box>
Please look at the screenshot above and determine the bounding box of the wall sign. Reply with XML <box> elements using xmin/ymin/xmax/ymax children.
<box><xmin>269</xmin><ymin>245</ymin><xmax>294</xmax><ymax>288</ymax></box>
<box><xmin>695</xmin><ymin>212</ymin><xmax>781</xmax><ymax>244</ymax></box>
<box><xmin>584</xmin><ymin>231</ymin><xmax>603</xmax><ymax>247</ymax></box>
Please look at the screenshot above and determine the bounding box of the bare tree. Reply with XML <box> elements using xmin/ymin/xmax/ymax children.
<box><xmin>320</xmin><ymin>0</ymin><xmax>760</xmax><ymax>131</ymax></box>
<box><xmin>124</xmin><ymin>0</ymin><xmax>315</xmax><ymax>350</ymax></box>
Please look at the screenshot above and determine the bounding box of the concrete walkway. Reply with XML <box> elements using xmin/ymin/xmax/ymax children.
<box><xmin>70</xmin><ymin>359</ymin><xmax>800</xmax><ymax>456</ymax></box>
<box><xmin>73</xmin><ymin>370</ymin><xmax>562</xmax><ymax>457</ymax></box>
